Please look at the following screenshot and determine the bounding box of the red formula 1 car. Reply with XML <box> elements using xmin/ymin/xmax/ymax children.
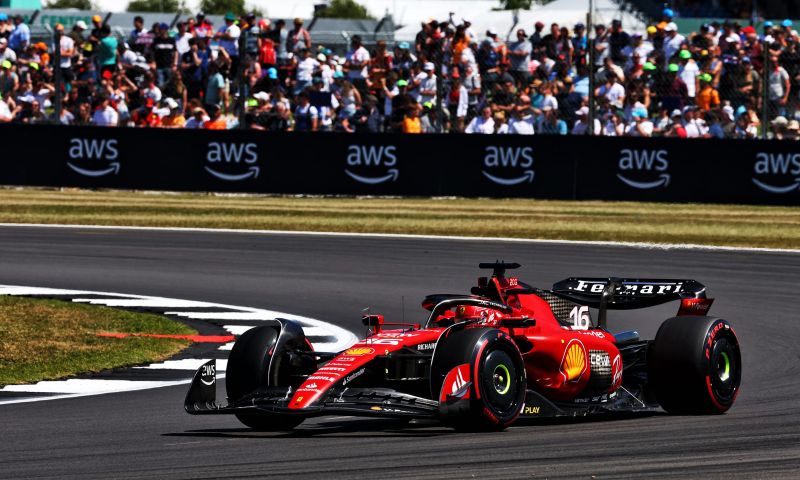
<box><xmin>185</xmin><ymin>262</ymin><xmax>741</xmax><ymax>430</ymax></box>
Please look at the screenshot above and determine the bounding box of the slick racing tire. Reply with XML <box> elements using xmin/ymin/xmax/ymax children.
<box><xmin>648</xmin><ymin>316</ymin><xmax>741</xmax><ymax>414</ymax></box>
<box><xmin>226</xmin><ymin>324</ymin><xmax>309</xmax><ymax>430</ymax></box>
<box><xmin>432</xmin><ymin>327</ymin><xmax>526</xmax><ymax>431</ymax></box>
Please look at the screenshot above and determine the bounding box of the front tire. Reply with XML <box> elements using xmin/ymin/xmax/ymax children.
<box><xmin>432</xmin><ymin>328</ymin><xmax>526</xmax><ymax>431</ymax></box>
<box><xmin>226</xmin><ymin>324</ymin><xmax>306</xmax><ymax>430</ymax></box>
<box><xmin>648</xmin><ymin>316</ymin><xmax>741</xmax><ymax>414</ymax></box>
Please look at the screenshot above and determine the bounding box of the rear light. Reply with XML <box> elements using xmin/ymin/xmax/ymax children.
<box><xmin>678</xmin><ymin>298</ymin><xmax>714</xmax><ymax>316</ymax></box>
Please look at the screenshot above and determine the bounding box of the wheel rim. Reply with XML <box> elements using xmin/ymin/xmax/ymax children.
<box><xmin>717</xmin><ymin>351</ymin><xmax>731</xmax><ymax>382</ymax></box>
<box><xmin>482</xmin><ymin>349</ymin><xmax>521</xmax><ymax>417</ymax></box>
<box><xmin>493</xmin><ymin>363</ymin><xmax>511</xmax><ymax>395</ymax></box>
<box><xmin>708</xmin><ymin>334</ymin><xmax>740</xmax><ymax>403</ymax></box>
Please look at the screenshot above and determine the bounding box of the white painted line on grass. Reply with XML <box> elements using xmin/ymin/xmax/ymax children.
<box><xmin>0</xmin><ymin>285</ymin><xmax>358</xmax><ymax>405</ymax></box>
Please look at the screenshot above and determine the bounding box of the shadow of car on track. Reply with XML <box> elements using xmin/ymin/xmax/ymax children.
<box><xmin>165</xmin><ymin>411</ymin><xmax>665</xmax><ymax>439</ymax></box>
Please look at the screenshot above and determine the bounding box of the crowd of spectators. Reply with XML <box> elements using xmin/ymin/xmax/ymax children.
<box><xmin>1</xmin><ymin>8</ymin><xmax>800</xmax><ymax>138</ymax></box>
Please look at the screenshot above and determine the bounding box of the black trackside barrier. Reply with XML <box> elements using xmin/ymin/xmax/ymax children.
<box><xmin>1</xmin><ymin>124</ymin><xmax>799</xmax><ymax>205</ymax></box>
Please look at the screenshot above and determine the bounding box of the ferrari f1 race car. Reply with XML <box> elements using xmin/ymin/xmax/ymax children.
<box><xmin>185</xmin><ymin>262</ymin><xmax>741</xmax><ymax>431</ymax></box>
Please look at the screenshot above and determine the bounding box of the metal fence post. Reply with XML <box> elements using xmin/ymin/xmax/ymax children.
<box><xmin>435</xmin><ymin>40</ymin><xmax>444</xmax><ymax>133</ymax></box>
<box><xmin>53</xmin><ymin>28</ymin><xmax>62</xmax><ymax>125</ymax></box>
<box><xmin>762</xmin><ymin>46</ymin><xmax>768</xmax><ymax>139</ymax></box>
<box><xmin>237</xmin><ymin>28</ymin><xmax>247</xmax><ymax>129</ymax></box>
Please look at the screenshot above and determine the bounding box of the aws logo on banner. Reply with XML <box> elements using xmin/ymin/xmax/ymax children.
<box><xmin>752</xmin><ymin>152</ymin><xmax>800</xmax><ymax>194</ymax></box>
<box><xmin>345</xmin><ymin>145</ymin><xmax>398</xmax><ymax>184</ymax></box>
<box><xmin>482</xmin><ymin>146</ymin><xmax>534</xmax><ymax>185</ymax></box>
<box><xmin>205</xmin><ymin>142</ymin><xmax>260</xmax><ymax>181</ymax></box>
<box><xmin>616</xmin><ymin>149</ymin><xmax>670</xmax><ymax>189</ymax></box>
<box><xmin>67</xmin><ymin>138</ymin><xmax>120</xmax><ymax>177</ymax></box>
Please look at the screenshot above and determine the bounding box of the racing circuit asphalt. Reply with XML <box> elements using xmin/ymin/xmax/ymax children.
<box><xmin>0</xmin><ymin>225</ymin><xmax>798</xmax><ymax>479</ymax></box>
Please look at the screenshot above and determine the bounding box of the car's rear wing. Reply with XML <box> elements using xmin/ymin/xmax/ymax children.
<box><xmin>551</xmin><ymin>278</ymin><xmax>712</xmax><ymax>328</ymax></box>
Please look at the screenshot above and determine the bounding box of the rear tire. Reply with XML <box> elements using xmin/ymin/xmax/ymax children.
<box><xmin>226</xmin><ymin>325</ymin><xmax>306</xmax><ymax>430</ymax></box>
<box><xmin>648</xmin><ymin>316</ymin><xmax>741</xmax><ymax>414</ymax></box>
<box><xmin>432</xmin><ymin>328</ymin><xmax>526</xmax><ymax>431</ymax></box>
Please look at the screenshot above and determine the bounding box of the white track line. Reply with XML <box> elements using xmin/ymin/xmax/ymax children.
<box><xmin>0</xmin><ymin>285</ymin><xmax>358</xmax><ymax>405</ymax></box>
<box><xmin>1</xmin><ymin>222</ymin><xmax>798</xmax><ymax>254</ymax></box>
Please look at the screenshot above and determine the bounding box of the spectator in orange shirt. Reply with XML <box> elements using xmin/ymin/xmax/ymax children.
<box><xmin>695</xmin><ymin>73</ymin><xmax>719</xmax><ymax>111</ymax></box>
<box><xmin>204</xmin><ymin>104</ymin><xmax>227</xmax><ymax>129</ymax></box>
<box><xmin>402</xmin><ymin>102</ymin><xmax>422</xmax><ymax>133</ymax></box>
<box><xmin>160</xmin><ymin>98</ymin><xmax>185</xmax><ymax>128</ymax></box>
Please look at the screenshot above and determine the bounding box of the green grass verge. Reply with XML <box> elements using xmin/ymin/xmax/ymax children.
<box><xmin>0</xmin><ymin>295</ymin><xmax>196</xmax><ymax>386</ymax></box>
<box><xmin>0</xmin><ymin>188</ymin><xmax>797</xmax><ymax>249</ymax></box>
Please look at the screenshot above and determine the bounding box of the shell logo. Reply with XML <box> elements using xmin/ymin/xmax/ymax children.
<box><xmin>343</xmin><ymin>347</ymin><xmax>375</xmax><ymax>356</ymax></box>
<box><xmin>560</xmin><ymin>339</ymin><xmax>587</xmax><ymax>383</ymax></box>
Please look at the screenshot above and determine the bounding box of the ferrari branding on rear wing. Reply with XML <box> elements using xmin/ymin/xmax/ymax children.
<box><xmin>551</xmin><ymin>278</ymin><xmax>707</xmax><ymax>310</ymax></box>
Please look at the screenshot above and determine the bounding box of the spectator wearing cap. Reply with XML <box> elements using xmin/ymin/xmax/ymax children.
<box><xmin>465</xmin><ymin>105</ymin><xmax>494</xmax><ymax>134</ymax></box>
<box><xmin>529</xmin><ymin>21</ymin><xmax>545</xmax><ymax>52</ymax></box>
<box><xmin>390</xmin><ymin>78</ymin><xmax>412</xmax><ymax>130</ymax></box>
<box><xmin>572</xmin><ymin>23</ymin><xmax>587</xmax><ymax>58</ymax></box>
<box><xmin>0</xmin><ymin>13</ymin><xmax>10</xmax><ymax>38</ymax></box>
<box><xmin>477</xmin><ymin>39</ymin><xmax>500</xmax><ymax>91</ymax></box>
<box><xmin>241</xmin><ymin>13</ymin><xmax>260</xmax><ymax>59</ymax></box>
<box><xmin>8</xmin><ymin>14</ymin><xmax>30</xmax><ymax>52</ymax></box>
<box><xmin>508</xmin><ymin>29</ymin><xmax>532</xmax><ymax>86</ymax></box>
<box><xmin>626</xmin><ymin>107</ymin><xmax>653</xmax><ymax>136</ymax></box>
<box><xmin>677</xmin><ymin>49</ymin><xmax>699</xmax><ymax>98</ymax></box>
<box><xmin>293</xmin><ymin>90</ymin><xmax>319</xmax><ymax>131</ymax></box>
<box><xmin>152</xmin><ymin>23</ymin><xmax>177</xmax><ymax>88</ymax></box>
<box><xmin>659</xmin><ymin>63</ymin><xmax>688</xmax><ymax>111</ymax></box>
<box><xmin>215</xmin><ymin>12</ymin><xmax>241</xmax><ymax>76</ymax></box>
<box><xmin>571</xmin><ymin>105</ymin><xmax>600</xmax><ymax>134</ymax></box>
<box><xmin>160</xmin><ymin>98</ymin><xmax>185</xmax><ymax>128</ymax></box>
<box><xmin>352</xmin><ymin>93</ymin><xmax>382</xmax><ymax>133</ymax></box>
<box><xmin>696</xmin><ymin>73</ymin><xmax>720</xmax><ymax>111</ymax></box>
<box><xmin>69</xmin><ymin>20</ymin><xmax>87</xmax><ymax>49</ymax></box>
<box><xmin>710</xmin><ymin>105</ymin><xmax>735</xmax><ymax>138</ymax></box>
<box><xmin>663</xmin><ymin>22</ymin><xmax>685</xmax><ymax>61</ymax></box>
<box><xmin>622</xmin><ymin>33</ymin><xmax>653</xmax><ymax>68</ymax></box>
<box><xmin>609</xmin><ymin>19</ymin><xmax>630</xmax><ymax>63</ymax></box>
<box><xmin>593</xmin><ymin>24</ymin><xmax>609</xmax><ymax>67</ymax></box>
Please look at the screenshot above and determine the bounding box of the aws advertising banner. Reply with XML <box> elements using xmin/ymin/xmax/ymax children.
<box><xmin>1</xmin><ymin>124</ymin><xmax>797</xmax><ymax>205</ymax></box>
